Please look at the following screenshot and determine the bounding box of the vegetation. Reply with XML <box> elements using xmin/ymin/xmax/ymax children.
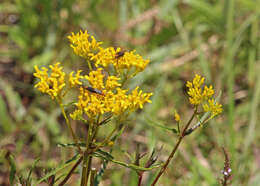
<box><xmin>0</xmin><ymin>0</ymin><xmax>259</xmax><ymax>185</ymax></box>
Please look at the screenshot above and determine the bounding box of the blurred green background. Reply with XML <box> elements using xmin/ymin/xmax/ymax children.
<box><xmin>0</xmin><ymin>0</ymin><xmax>260</xmax><ymax>185</ymax></box>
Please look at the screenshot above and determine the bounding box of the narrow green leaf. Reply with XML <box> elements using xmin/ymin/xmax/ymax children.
<box><xmin>0</xmin><ymin>95</ymin><xmax>14</xmax><ymax>132</ymax></box>
<box><xmin>111</xmin><ymin>125</ymin><xmax>126</xmax><ymax>142</ymax></box>
<box><xmin>93</xmin><ymin>151</ymin><xmax>161</xmax><ymax>171</ymax></box>
<box><xmin>27</xmin><ymin>158</ymin><xmax>40</xmax><ymax>182</ymax></box>
<box><xmin>145</xmin><ymin>117</ymin><xmax>178</xmax><ymax>134</ymax></box>
<box><xmin>57</xmin><ymin>142</ymin><xmax>86</xmax><ymax>148</ymax></box>
<box><xmin>96</xmin><ymin>149</ymin><xmax>114</xmax><ymax>160</ymax></box>
<box><xmin>9</xmin><ymin>155</ymin><xmax>16</xmax><ymax>185</ymax></box>
<box><xmin>36</xmin><ymin>154</ymin><xmax>80</xmax><ymax>185</ymax></box>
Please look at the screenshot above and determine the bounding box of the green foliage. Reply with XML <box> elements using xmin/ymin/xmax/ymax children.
<box><xmin>1</xmin><ymin>0</ymin><xmax>259</xmax><ymax>185</ymax></box>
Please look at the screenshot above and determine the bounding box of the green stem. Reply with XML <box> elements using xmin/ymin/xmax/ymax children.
<box><xmin>81</xmin><ymin>121</ymin><xmax>93</xmax><ymax>186</ymax></box>
<box><xmin>87</xmin><ymin>60</ymin><xmax>93</xmax><ymax>71</ymax></box>
<box><xmin>85</xmin><ymin>156</ymin><xmax>92</xmax><ymax>185</ymax></box>
<box><xmin>121</xmin><ymin>69</ymin><xmax>130</xmax><ymax>88</ymax></box>
<box><xmin>81</xmin><ymin>152</ymin><xmax>88</xmax><ymax>186</ymax></box>
<box><xmin>92</xmin><ymin>115</ymin><xmax>101</xmax><ymax>140</ymax></box>
<box><xmin>138</xmin><ymin>173</ymin><xmax>143</xmax><ymax>186</ymax></box>
<box><xmin>151</xmin><ymin>109</ymin><xmax>197</xmax><ymax>186</ymax></box>
<box><xmin>90</xmin><ymin>168</ymin><xmax>97</xmax><ymax>186</ymax></box>
<box><xmin>93</xmin><ymin>126</ymin><xmax>118</xmax><ymax>152</ymax></box>
<box><xmin>59</xmin><ymin>102</ymin><xmax>82</xmax><ymax>153</ymax></box>
<box><xmin>58</xmin><ymin>156</ymin><xmax>83</xmax><ymax>186</ymax></box>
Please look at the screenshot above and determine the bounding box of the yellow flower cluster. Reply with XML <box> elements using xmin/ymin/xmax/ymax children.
<box><xmin>34</xmin><ymin>30</ymin><xmax>153</xmax><ymax>122</ymax></box>
<box><xmin>34</xmin><ymin>63</ymin><xmax>65</xmax><ymax>100</ymax></box>
<box><xmin>186</xmin><ymin>74</ymin><xmax>222</xmax><ymax>118</ymax></box>
<box><xmin>203</xmin><ymin>99</ymin><xmax>223</xmax><ymax>119</ymax></box>
<box><xmin>70</xmin><ymin>69</ymin><xmax>152</xmax><ymax>119</ymax></box>
<box><xmin>69</xmin><ymin>70</ymin><xmax>84</xmax><ymax>87</ymax></box>
<box><xmin>67</xmin><ymin>30</ymin><xmax>102</xmax><ymax>58</ymax></box>
<box><xmin>68</xmin><ymin>31</ymin><xmax>150</xmax><ymax>73</ymax></box>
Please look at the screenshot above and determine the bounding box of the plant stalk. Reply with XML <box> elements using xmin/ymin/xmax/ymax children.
<box><xmin>59</xmin><ymin>103</ymin><xmax>82</xmax><ymax>153</ymax></box>
<box><xmin>58</xmin><ymin>156</ymin><xmax>83</xmax><ymax>186</ymax></box>
<box><xmin>151</xmin><ymin>109</ymin><xmax>197</xmax><ymax>185</ymax></box>
<box><xmin>138</xmin><ymin>174</ymin><xmax>143</xmax><ymax>186</ymax></box>
<box><xmin>81</xmin><ymin>121</ymin><xmax>93</xmax><ymax>186</ymax></box>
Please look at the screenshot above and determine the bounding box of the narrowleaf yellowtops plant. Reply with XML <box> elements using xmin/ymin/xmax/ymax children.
<box><xmin>33</xmin><ymin>30</ymin><xmax>155</xmax><ymax>186</ymax></box>
<box><xmin>33</xmin><ymin>30</ymin><xmax>223</xmax><ymax>186</ymax></box>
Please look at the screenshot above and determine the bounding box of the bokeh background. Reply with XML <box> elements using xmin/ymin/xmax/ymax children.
<box><xmin>0</xmin><ymin>0</ymin><xmax>260</xmax><ymax>185</ymax></box>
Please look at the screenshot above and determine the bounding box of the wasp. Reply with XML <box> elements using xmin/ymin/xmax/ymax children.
<box><xmin>84</xmin><ymin>86</ymin><xmax>104</xmax><ymax>96</ymax></box>
<box><xmin>184</xmin><ymin>121</ymin><xmax>202</xmax><ymax>136</ymax></box>
<box><xmin>115</xmin><ymin>51</ymin><xmax>125</xmax><ymax>59</ymax></box>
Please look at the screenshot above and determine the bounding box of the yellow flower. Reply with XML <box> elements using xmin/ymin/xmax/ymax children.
<box><xmin>202</xmin><ymin>85</ymin><xmax>214</xmax><ymax>100</ymax></box>
<box><xmin>68</xmin><ymin>30</ymin><xmax>102</xmax><ymax>58</ymax></box>
<box><xmin>70</xmin><ymin>109</ymin><xmax>83</xmax><ymax>120</ymax></box>
<box><xmin>186</xmin><ymin>74</ymin><xmax>213</xmax><ymax>105</ymax></box>
<box><xmin>34</xmin><ymin>30</ymin><xmax>153</xmax><ymax>121</ymax></box>
<box><xmin>108</xmin><ymin>141</ymin><xmax>114</xmax><ymax>146</ymax></box>
<box><xmin>109</xmin><ymin>88</ymin><xmax>129</xmax><ymax>115</ymax></box>
<box><xmin>69</xmin><ymin>70</ymin><xmax>84</xmax><ymax>87</ymax></box>
<box><xmin>34</xmin><ymin>66</ymin><xmax>49</xmax><ymax>93</ymax></box>
<box><xmin>186</xmin><ymin>74</ymin><xmax>223</xmax><ymax>120</ymax></box>
<box><xmin>90</xmin><ymin>47</ymin><xmax>118</xmax><ymax>67</ymax></box>
<box><xmin>85</xmin><ymin>68</ymin><xmax>105</xmax><ymax>90</ymax></box>
<box><xmin>84</xmin><ymin>94</ymin><xmax>106</xmax><ymax>117</ymax></box>
<box><xmin>91</xmin><ymin>47</ymin><xmax>150</xmax><ymax>73</ymax></box>
<box><xmin>114</xmin><ymin>50</ymin><xmax>150</xmax><ymax>72</ymax></box>
<box><xmin>174</xmin><ymin>110</ymin><xmax>181</xmax><ymax>122</ymax></box>
<box><xmin>68</xmin><ymin>30</ymin><xmax>150</xmax><ymax>75</ymax></box>
<box><xmin>128</xmin><ymin>87</ymin><xmax>153</xmax><ymax>110</ymax></box>
<box><xmin>71</xmin><ymin>84</ymin><xmax>153</xmax><ymax>119</ymax></box>
<box><xmin>203</xmin><ymin>99</ymin><xmax>223</xmax><ymax>119</ymax></box>
<box><xmin>105</xmin><ymin>76</ymin><xmax>121</xmax><ymax>90</ymax></box>
<box><xmin>34</xmin><ymin>62</ymin><xmax>66</xmax><ymax>100</ymax></box>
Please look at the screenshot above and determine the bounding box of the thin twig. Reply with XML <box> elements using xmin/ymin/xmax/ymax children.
<box><xmin>138</xmin><ymin>174</ymin><xmax>143</xmax><ymax>186</ymax></box>
<box><xmin>58</xmin><ymin>156</ymin><xmax>83</xmax><ymax>186</ymax></box>
<box><xmin>151</xmin><ymin>109</ymin><xmax>197</xmax><ymax>185</ymax></box>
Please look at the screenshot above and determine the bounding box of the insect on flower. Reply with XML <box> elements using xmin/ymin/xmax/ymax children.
<box><xmin>84</xmin><ymin>86</ymin><xmax>104</xmax><ymax>96</ymax></box>
<box><xmin>115</xmin><ymin>51</ymin><xmax>125</xmax><ymax>59</ymax></box>
<box><xmin>184</xmin><ymin>121</ymin><xmax>202</xmax><ymax>136</ymax></box>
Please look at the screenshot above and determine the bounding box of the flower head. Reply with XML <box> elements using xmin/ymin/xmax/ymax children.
<box><xmin>69</xmin><ymin>70</ymin><xmax>84</xmax><ymax>87</ymax></box>
<box><xmin>68</xmin><ymin>30</ymin><xmax>102</xmax><ymax>58</ymax></box>
<box><xmin>105</xmin><ymin>76</ymin><xmax>121</xmax><ymax>90</ymax></box>
<box><xmin>203</xmin><ymin>99</ymin><xmax>223</xmax><ymax>119</ymax></box>
<box><xmin>128</xmin><ymin>87</ymin><xmax>153</xmax><ymax>110</ymax></box>
<box><xmin>186</xmin><ymin>74</ymin><xmax>207</xmax><ymax>105</ymax></box>
<box><xmin>174</xmin><ymin>110</ymin><xmax>181</xmax><ymax>122</ymax></box>
<box><xmin>34</xmin><ymin>62</ymin><xmax>65</xmax><ymax>100</ymax></box>
<box><xmin>114</xmin><ymin>50</ymin><xmax>150</xmax><ymax>72</ymax></box>
<box><xmin>85</xmin><ymin>68</ymin><xmax>105</xmax><ymax>90</ymax></box>
<box><xmin>90</xmin><ymin>47</ymin><xmax>118</xmax><ymax>67</ymax></box>
<box><xmin>186</xmin><ymin>74</ymin><xmax>223</xmax><ymax>119</ymax></box>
